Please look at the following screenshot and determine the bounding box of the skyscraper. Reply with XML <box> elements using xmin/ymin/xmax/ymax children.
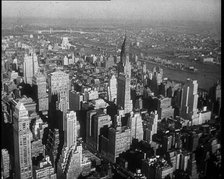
<box><xmin>86</xmin><ymin>109</ymin><xmax>112</xmax><ymax>152</ymax></box>
<box><xmin>108</xmin><ymin>74</ymin><xmax>117</xmax><ymax>102</ymax></box>
<box><xmin>23</xmin><ymin>53</ymin><xmax>39</xmax><ymax>85</ymax></box>
<box><xmin>13</xmin><ymin>101</ymin><xmax>33</xmax><ymax>179</ymax></box>
<box><xmin>143</xmin><ymin>111</ymin><xmax>158</xmax><ymax>143</ymax></box>
<box><xmin>107</xmin><ymin>125</ymin><xmax>131</xmax><ymax>163</ymax></box>
<box><xmin>69</xmin><ymin>90</ymin><xmax>84</xmax><ymax>111</ymax></box>
<box><xmin>31</xmin><ymin>117</ymin><xmax>48</xmax><ymax>158</ymax></box>
<box><xmin>129</xmin><ymin>112</ymin><xmax>144</xmax><ymax>142</ymax></box>
<box><xmin>48</xmin><ymin>70</ymin><xmax>70</xmax><ymax>128</ymax></box>
<box><xmin>57</xmin><ymin>111</ymin><xmax>82</xmax><ymax>179</ymax></box>
<box><xmin>32</xmin><ymin>69</ymin><xmax>48</xmax><ymax>113</ymax></box>
<box><xmin>1</xmin><ymin>149</ymin><xmax>10</xmax><ymax>179</ymax></box>
<box><xmin>180</xmin><ymin>79</ymin><xmax>199</xmax><ymax>121</ymax></box>
<box><xmin>64</xmin><ymin>111</ymin><xmax>77</xmax><ymax>149</ymax></box>
<box><xmin>117</xmin><ymin>35</ymin><xmax>133</xmax><ymax>114</ymax></box>
<box><xmin>33</xmin><ymin>53</ymin><xmax>39</xmax><ymax>76</ymax></box>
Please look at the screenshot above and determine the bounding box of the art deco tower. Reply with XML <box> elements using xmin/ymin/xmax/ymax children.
<box><xmin>117</xmin><ymin>35</ymin><xmax>133</xmax><ymax>114</ymax></box>
<box><xmin>13</xmin><ymin>101</ymin><xmax>33</xmax><ymax>179</ymax></box>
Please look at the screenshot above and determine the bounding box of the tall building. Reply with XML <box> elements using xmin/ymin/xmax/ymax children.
<box><xmin>31</xmin><ymin>117</ymin><xmax>48</xmax><ymax>158</ymax></box>
<box><xmin>13</xmin><ymin>101</ymin><xmax>33</xmax><ymax>179</ymax></box>
<box><xmin>57</xmin><ymin>111</ymin><xmax>82</xmax><ymax>179</ymax></box>
<box><xmin>23</xmin><ymin>54</ymin><xmax>33</xmax><ymax>85</ymax></box>
<box><xmin>64</xmin><ymin>111</ymin><xmax>77</xmax><ymax>149</ymax></box>
<box><xmin>45</xmin><ymin>129</ymin><xmax>60</xmax><ymax>169</ymax></box>
<box><xmin>33</xmin><ymin>53</ymin><xmax>39</xmax><ymax>75</ymax></box>
<box><xmin>157</xmin><ymin>96</ymin><xmax>174</xmax><ymax>120</ymax></box>
<box><xmin>143</xmin><ymin>111</ymin><xmax>158</xmax><ymax>143</ymax></box>
<box><xmin>152</xmin><ymin>66</ymin><xmax>163</xmax><ymax>85</ymax></box>
<box><xmin>32</xmin><ymin>69</ymin><xmax>48</xmax><ymax>113</ymax></box>
<box><xmin>61</xmin><ymin>37</ymin><xmax>70</xmax><ymax>50</ymax></box>
<box><xmin>117</xmin><ymin>36</ymin><xmax>133</xmax><ymax>113</ymax></box>
<box><xmin>64</xmin><ymin>144</ymin><xmax>83</xmax><ymax>179</ymax></box>
<box><xmin>23</xmin><ymin>53</ymin><xmax>39</xmax><ymax>85</ymax></box>
<box><xmin>104</xmin><ymin>114</ymin><xmax>131</xmax><ymax>163</ymax></box>
<box><xmin>129</xmin><ymin>112</ymin><xmax>144</xmax><ymax>142</ymax></box>
<box><xmin>1</xmin><ymin>149</ymin><xmax>10</xmax><ymax>179</ymax></box>
<box><xmin>180</xmin><ymin>79</ymin><xmax>199</xmax><ymax>121</ymax></box>
<box><xmin>215</xmin><ymin>82</ymin><xmax>221</xmax><ymax>116</ymax></box>
<box><xmin>48</xmin><ymin>70</ymin><xmax>69</xmax><ymax>129</ymax></box>
<box><xmin>69</xmin><ymin>90</ymin><xmax>83</xmax><ymax>111</ymax></box>
<box><xmin>86</xmin><ymin>109</ymin><xmax>112</xmax><ymax>152</ymax></box>
<box><xmin>108</xmin><ymin>74</ymin><xmax>117</xmax><ymax>102</ymax></box>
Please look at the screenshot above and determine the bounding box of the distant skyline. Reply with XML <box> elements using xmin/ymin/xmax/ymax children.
<box><xmin>2</xmin><ymin>0</ymin><xmax>221</xmax><ymax>23</ymax></box>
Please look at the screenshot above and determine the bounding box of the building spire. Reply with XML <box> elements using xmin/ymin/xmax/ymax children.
<box><xmin>120</xmin><ymin>33</ymin><xmax>127</xmax><ymax>63</ymax></box>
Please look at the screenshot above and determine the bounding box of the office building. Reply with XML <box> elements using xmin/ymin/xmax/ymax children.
<box><xmin>84</xmin><ymin>89</ymin><xmax>99</xmax><ymax>101</ymax></box>
<box><xmin>108</xmin><ymin>74</ymin><xmax>117</xmax><ymax>103</ymax></box>
<box><xmin>157</xmin><ymin>96</ymin><xmax>174</xmax><ymax>120</ymax></box>
<box><xmin>129</xmin><ymin>112</ymin><xmax>144</xmax><ymax>142</ymax></box>
<box><xmin>180</xmin><ymin>79</ymin><xmax>199</xmax><ymax>121</ymax></box>
<box><xmin>86</xmin><ymin>109</ymin><xmax>112</xmax><ymax>152</ymax></box>
<box><xmin>117</xmin><ymin>73</ymin><xmax>133</xmax><ymax>114</ymax></box>
<box><xmin>198</xmin><ymin>107</ymin><xmax>211</xmax><ymax>124</ymax></box>
<box><xmin>13</xmin><ymin>101</ymin><xmax>33</xmax><ymax>179</ymax></box>
<box><xmin>117</xmin><ymin>35</ymin><xmax>133</xmax><ymax>114</ymax></box>
<box><xmin>162</xmin><ymin>134</ymin><xmax>173</xmax><ymax>152</ymax></box>
<box><xmin>142</xmin><ymin>111</ymin><xmax>158</xmax><ymax>143</ymax></box>
<box><xmin>57</xmin><ymin>110</ymin><xmax>82</xmax><ymax>179</ymax></box>
<box><xmin>142</xmin><ymin>157</ymin><xmax>173</xmax><ymax>179</ymax></box>
<box><xmin>23</xmin><ymin>53</ymin><xmax>39</xmax><ymax>85</ymax></box>
<box><xmin>107</xmin><ymin>126</ymin><xmax>131</xmax><ymax>163</ymax></box>
<box><xmin>69</xmin><ymin>90</ymin><xmax>83</xmax><ymax>111</ymax></box>
<box><xmin>152</xmin><ymin>66</ymin><xmax>163</xmax><ymax>85</ymax></box>
<box><xmin>64</xmin><ymin>144</ymin><xmax>83</xmax><ymax>179</ymax></box>
<box><xmin>48</xmin><ymin>70</ymin><xmax>69</xmax><ymax>128</ymax></box>
<box><xmin>1</xmin><ymin>149</ymin><xmax>10</xmax><ymax>179</ymax></box>
<box><xmin>32</xmin><ymin>70</ymin><xmax>48</xmax><ymax>112</ymax></box>
<box><xmin>33</xmin><ymin>156</ymin><xmax>56</xmax><ymax>179</ymax></box>
<box><xmin>64</xmin><ymin>111</ymin><xmax>77</xmax><ymax>149</ymax></box>
<box><xmin>31</xmin><ymin>117</ymin><xmax>48</xmax><ymax>158</ymax></box>
<box><xmin>45</xmin><ymin>129</ymin><xmax>60</xmax><ymax>169</ymax></box>
<box><xmin>103</xmin><ymin>114</ymin><xmax>131</xmax><ymax>163</ymax></box>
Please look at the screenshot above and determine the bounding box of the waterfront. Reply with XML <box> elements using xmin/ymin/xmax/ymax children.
<box><xmin>145</xmin><ymin>59</ymin><xmax>221</xmax><ymax>90</ymax></box>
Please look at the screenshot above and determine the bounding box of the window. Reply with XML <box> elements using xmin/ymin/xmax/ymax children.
<box><xmin>23</xmin><ymin>123</ymin><xmax>26</xmax><ymax>130</ymax></box>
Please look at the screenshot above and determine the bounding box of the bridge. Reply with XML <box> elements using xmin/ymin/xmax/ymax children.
<box><xmin>36</xmin><ymin>29</ymin><xmax>101</xmax><ymax>35</ymax></box>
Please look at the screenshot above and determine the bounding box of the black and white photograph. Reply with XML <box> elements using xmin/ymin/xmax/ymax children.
<box><xmin>1</xmin><ymin>0</ymin><xmax>221</xmax><ymax>178</ymax></box>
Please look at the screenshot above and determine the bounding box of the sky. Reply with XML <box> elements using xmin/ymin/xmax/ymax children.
<box><xmin>2</xmin><ymin>0</ymin><xmax>221</xmax><ymax>22</ymax></box>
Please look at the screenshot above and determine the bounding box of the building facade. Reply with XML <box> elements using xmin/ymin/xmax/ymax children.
<box><xmin>13</xmin><ymin>101</ymin><xmax>33</xmax><ymax>179</ymax></box>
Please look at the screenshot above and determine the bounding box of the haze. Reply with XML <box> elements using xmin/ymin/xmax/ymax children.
<box><xmin>2</xmin><ymin>0</ymin><xmax>221</xmax><ymax>23</ymax></box>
